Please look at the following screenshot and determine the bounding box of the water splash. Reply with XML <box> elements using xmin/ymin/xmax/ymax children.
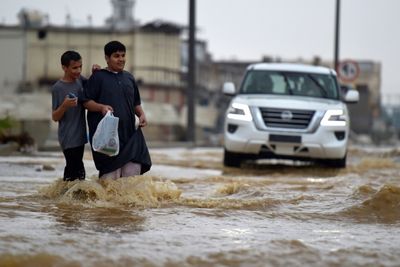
<box><xmin>356</xmin><ymin>157</ymin><xmax>397</xmax><ymax>170</ymax></box>
<box><xmin>39</xmin><ymin>176</ymin><xmax>182</xmax><ymax>208</ymax></box>
<box><xmin>344</xmin><ymin>184</ymin><xmax>400</xmax><ymax>223</ymax></box>
<box><xmin>216</xmin><ymin>181</ymin><xmax>250</xmax><ymax>196</ymax></box>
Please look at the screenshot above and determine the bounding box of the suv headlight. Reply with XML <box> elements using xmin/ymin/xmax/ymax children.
<box><xmin>227</xmin><ymin>103</ymin><xmax>252</xmax><ymax>121</ymax></box>
<box><xmin>320</xmin><ymin>109</ymin><xmax>347</xmax><ymax>126</ymax></box>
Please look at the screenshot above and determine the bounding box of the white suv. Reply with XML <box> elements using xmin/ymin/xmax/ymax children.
<box><xmin>222</xmin><ymin>63</ymin><xmax>359</xmax><ymax>168</ymax></box>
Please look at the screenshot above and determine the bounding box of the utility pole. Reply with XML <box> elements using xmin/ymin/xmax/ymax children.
<box><xmin>334</xmin><ymin>0</ymin><xmax>340</xmax><ymax>72</ymax></box>
<box><xmin>187</xmin><ymin>0</ymin><xmax>196</xmax><ymax>143</ymax></box>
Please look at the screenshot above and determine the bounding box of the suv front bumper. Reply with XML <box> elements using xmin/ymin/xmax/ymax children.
<box><xmin>224</xmin><ymin>118</ymin><xmax>348</xmax><ymax>160</ymax></box>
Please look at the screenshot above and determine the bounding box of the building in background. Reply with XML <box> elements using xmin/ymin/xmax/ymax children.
<box><xmin>336</xmin><ymin>60</ymin><xmax>381</xmax><ymax>135</ymax></box>
<box><xmin>0</xmin><ymin>26</ymin><xmax>24</xmax><ymax>94</ymax></box>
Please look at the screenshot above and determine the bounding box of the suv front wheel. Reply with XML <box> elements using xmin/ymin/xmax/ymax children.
<box><xmin>318</xmin><ymin>155</ymin><xmax>347</xmax><ymax>168</ymax></box>
<box><xmin>223</xmin><ymin>149</ymin><xmax>243</xmax><ymax>167</ymax></box>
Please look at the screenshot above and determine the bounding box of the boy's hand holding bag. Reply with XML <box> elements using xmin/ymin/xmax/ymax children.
<box><xmin>92</xmin><ymin>111</ymin><xmax>119</xmax><ymax>156</ymax></box>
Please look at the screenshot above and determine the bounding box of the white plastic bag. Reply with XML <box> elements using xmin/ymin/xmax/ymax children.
<box><xmin>92</xmin><ymin>111</ymin><xmax>119</xmax><ymax>156</ymax></box>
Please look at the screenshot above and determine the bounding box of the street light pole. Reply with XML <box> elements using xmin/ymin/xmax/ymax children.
<box><xmin>334</xmin><ymin>0</ymin><xmax>340</xmax><ymax>72</ymax></box>
<box><xmin>187</xmin><ymin>0</ymin><xmax>196</xmax><ymax>143</ymax></box>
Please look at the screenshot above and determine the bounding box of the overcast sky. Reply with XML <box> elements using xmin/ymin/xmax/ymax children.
<box><xmin>1</xmin><ymin>0</ymin><xmax>399</xmax><ymax>96</ymax></box>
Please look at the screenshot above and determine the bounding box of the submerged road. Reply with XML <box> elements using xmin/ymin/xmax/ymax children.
<box><xmin>0</xmin><ymin>145</ymin><xmax>399</xmax><ymax>266</ymax></box>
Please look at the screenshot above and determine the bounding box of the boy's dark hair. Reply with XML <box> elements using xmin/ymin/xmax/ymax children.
<box><xmin>104</xmin><ymin>40</ymin><xmax>126</xmax><ymax>57</ymax></box>
<box><xmin>61</xmin><ymin>50</ymin><xmax>81</xmax><ymax>67</ymax></box>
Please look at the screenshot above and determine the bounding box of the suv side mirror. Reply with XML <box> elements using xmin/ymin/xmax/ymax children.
<box><xmin>222</xmin><ymin>82</ymin><xmax>236</xmax><ymax>95</ymax></box>
<box><xmin>344</xmin><ymin>89</ymin><xmax>359</xmax><ymax>103</ymax></box>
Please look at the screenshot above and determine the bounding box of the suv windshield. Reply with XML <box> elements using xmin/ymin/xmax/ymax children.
<box><xmin>240</xmin><ymin>70</ymin><xmax>339</xmax><ymax>99</ymax></box>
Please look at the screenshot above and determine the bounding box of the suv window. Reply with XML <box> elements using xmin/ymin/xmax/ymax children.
<box><xmin>240</xmin><ymin>70</ymin><xmax>339</xmax><ymax>99</ymax></box>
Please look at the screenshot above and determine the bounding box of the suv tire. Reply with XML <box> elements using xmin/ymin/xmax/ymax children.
<box><xmin>319</xmin><ymin>155</ymin><xmax>347</xmax><ymax>168</ymax></box>
<box><xmin>223</xmin><ymin>149</ymin><xmax>242</xmax><ymax>167</ymax></box>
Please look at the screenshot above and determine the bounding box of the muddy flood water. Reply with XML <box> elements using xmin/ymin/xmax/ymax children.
<box><xmin>0</xmin><ymin>145</ymin><xmax>400</xmax><ymax>267</ymax></box>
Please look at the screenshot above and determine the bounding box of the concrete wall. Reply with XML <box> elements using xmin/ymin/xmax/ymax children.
<box><xmin>133</xmin><ymin>31</ymin><xmax>182</xmax><ymax>86</ymax></box>
<box><xmin>0</xmin><ymin>28</ymin><xmax>24</xmax><ymax>93</ymax></box>
<box><xmin>22</xmin><ymin>27</ymin><xmax>182</xmax><ymax>87</ymax></box>
<box><xmin>26</xmin><ymin>29</ymin><xmax>136</xmax><ymax>81</ymax></box>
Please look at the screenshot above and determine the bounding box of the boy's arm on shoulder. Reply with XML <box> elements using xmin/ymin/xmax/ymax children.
<box><xmin>79</xmin><ymin>75</ymin><xmax>88</xmax><ymax>86</ymax></box>
<box><xmin>84</xmin><ymin>70</ymin><xmax>103</xmax><ymax>100</ymax></box>
<box><xmin>91</xmin><ymin>64</ymin><xmax>101</xmax><ymax>74</ymax></box>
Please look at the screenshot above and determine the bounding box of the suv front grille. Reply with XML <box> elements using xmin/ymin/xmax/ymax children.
<box><xmin>259</xmin><ymin>108</ymin><xmax>315</xmax><ymax>129</ymax></box>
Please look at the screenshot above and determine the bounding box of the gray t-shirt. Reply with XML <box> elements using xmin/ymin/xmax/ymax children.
<box><xmin>51</xmin><ymin>77</ymin><xmax>87</xmax><ymax>150</ymax></box>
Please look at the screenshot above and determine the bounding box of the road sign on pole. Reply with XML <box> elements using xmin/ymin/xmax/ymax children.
<box><xmin>338</xmin><ymin>60</ymin><xmax>360</xmax><ymax>83</ymax></box>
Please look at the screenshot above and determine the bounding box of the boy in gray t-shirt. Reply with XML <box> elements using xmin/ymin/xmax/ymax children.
<box><xmin>52</xmin><ymin>51</ymin><xmax>87</xmax><ymax>181</ymax></box>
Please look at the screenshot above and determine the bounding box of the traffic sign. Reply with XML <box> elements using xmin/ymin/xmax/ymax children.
<box><xmin>338</xmin><ymin>60</ymin><xmax>360</xmax><ymax>82</ymax></box>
